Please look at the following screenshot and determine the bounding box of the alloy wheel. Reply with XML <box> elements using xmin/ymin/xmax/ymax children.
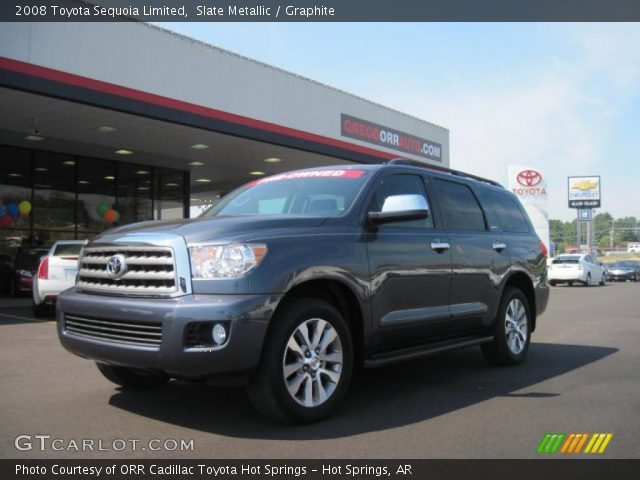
<box><xmin>505</xmin><ymin>298</ymin><xmax>528</xmax><ymax>355</ymax></box>
<box><xmin>282</xmin><ymin>318</ymin><xmax>343</xmax><ymax>408</ymax></box>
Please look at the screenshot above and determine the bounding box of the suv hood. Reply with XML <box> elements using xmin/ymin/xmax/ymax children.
<box><xmin>91</xmin><ymin>215</ymin><xmax>328</xmax><ymax>245</ymax></box>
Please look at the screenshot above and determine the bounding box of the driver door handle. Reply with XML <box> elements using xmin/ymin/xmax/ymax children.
<box><xmin>431</xmin><ymin>242</ymin><xmax>450</xmax><ymax>252</ymax></box>
<box><xmin>492</xmin><ymin>242</ymin><xmax>507</xmax><ymax>252</ymax></box>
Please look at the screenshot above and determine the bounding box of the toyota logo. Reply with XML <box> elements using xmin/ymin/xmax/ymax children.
<box><xmin>517</xmin><ymin>169</ymin><xmax>542</xmax><ymax>187</ymax></box>
<box><xmin>106</xmin><ymin>254</ymin><xmax>127</xmax><ymax>279</ymax></box>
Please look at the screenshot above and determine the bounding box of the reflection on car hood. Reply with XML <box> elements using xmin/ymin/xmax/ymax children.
<box><xmin>609</xmin><ymin>268</ymin><xmax>633</xmax><ymax>273</ymax></box>
<box><xmin>90</xmin><ymin>215</ymin><xmax>329</xmax><ymax>245</ymax></box>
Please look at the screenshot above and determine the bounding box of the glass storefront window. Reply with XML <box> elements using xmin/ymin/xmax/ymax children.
<box><xmin>77</xmin><ymin>157</ymin><xmax>116</xmax><ymax>237</ymax></box>
<box><xmin>117</xmin><ymin>163</ymin><xmax>153</xmax><ymax>225</ymax></box>
<box><xmin>0</xmin><ymin>146</ymin><xmax>32</xmax><ymax>252</ymax></box>
<box><xmin>33</xmin><ymin>151</ymin><xmax>75</xmax><ymax>234</ymax></box>
<box><xmin>0</xmin><ymin>144</ymin><xmax>187</xmax><ymax>250</ymax></box>
<box><xmin>155</xmin><ymin>169</ymin><xmax>185</xmax><ymax>220</ymax></box>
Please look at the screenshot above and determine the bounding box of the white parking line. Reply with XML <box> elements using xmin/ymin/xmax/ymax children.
<box><xmin>0</xmin><ymin>312</ymin><xmax>56</xmax><ymax>324</ymax></box>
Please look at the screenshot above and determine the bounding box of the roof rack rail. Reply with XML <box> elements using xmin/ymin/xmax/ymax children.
<box><xmin>385</xmin><ymin>158</ymin><xmax>503</xmax><ymax>188</ymax></box>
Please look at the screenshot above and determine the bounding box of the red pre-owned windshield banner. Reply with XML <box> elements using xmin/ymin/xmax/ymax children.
<box><xmin>341</xmin><ymin>114</ymin><xmax>442</xmax><ymax>162</ymax></box>
<box><xmin>246</xmin><ymin>169</ymin><xmax>366</xmax><ymax>187</ymax></box>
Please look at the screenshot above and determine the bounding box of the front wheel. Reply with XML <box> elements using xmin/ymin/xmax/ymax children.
<box><xmin>482</xmin><ymin>287</ymin><xmax>531</xmax><ymax>366</ymax></box>
<box><xmin>96</xmin><ymin>363</ymin><xmax>169</xmax><ymax>389</ymax></box>
<box><xmin>247</xmin><ymin>298</ymin><xmax>353</xmax><ymax>423</ymax></box>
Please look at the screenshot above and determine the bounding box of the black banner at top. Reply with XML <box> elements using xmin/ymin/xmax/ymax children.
<box><xmin>2</xmin><ymin>0</ymin><xmax>640</xmax><ymax>22</ymax></box>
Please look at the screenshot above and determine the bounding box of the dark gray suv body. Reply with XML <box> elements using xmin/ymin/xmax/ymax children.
<box><xmin>58</xmin><ymin>161</ymin><xmax>549</xmax><ymax>423</ymax></box>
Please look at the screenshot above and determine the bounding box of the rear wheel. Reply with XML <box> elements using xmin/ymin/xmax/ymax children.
<box><xmin>482</xmin><ymin>287</ymin><xmax>531</xmax><ymax>366</ymax></box>
<box><xmin>549</xmin><ymin>280</ymin><xmax>557</xmax><ymax>287</ymax></box>
<box><xmin>247</xmin><ymin>298</ymin><xmax>353</xmax><ymax>423</ymax></box>
<box><xmin>96</xmin><ymin>363</ymin><xmax>169</xmax><ymax>389</ymax></box>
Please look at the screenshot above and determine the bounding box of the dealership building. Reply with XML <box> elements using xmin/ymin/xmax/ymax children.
<box><xmin>0</xmin><ymin>22</ymin><xmax>449</xmax><ymax>252</ymax></box>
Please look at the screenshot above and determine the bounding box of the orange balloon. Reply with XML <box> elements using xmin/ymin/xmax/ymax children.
<box><xmin>103</xmin><ymin>209</ymin><xmax>120</xmax><ymax>224</ymax></box>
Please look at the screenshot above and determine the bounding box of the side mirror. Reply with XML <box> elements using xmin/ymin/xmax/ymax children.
<box><xmin>368</xmin><ymin>194</ymin><xmax>430</xmax><ymax>225</ymax></box>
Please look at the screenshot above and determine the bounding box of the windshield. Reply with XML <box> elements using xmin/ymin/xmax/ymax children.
<box><xmin>202</xmin><ymin>169</ymin><xmax>370</xmax><ymax>218</ymax></box>
<box><xmin>612</xmin><ymin>261</ymin><xmax>635</xmax><ymax>268</ymax></box>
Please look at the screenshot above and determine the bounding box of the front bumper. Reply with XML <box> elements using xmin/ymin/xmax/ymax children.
<box><xmin>608</xmin><ymin>271</ymin><xmax>634</xmax><ymax>281</ymax></box>
<box><xmin>57</xmin><ymin>289</ymin><xmax>282</xmax><ymax>379</ymax></box>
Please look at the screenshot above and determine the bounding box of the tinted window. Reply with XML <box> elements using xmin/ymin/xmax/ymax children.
<box><xmin>433</xmin><ymin>179</ymin><xmax>486</xmax><ymax>231</ymax></box>
<box><xmin>483</xmin><ymin>190</ymin><xmax>530</xmax><ymax>233</ymax></box>
<box><xmin>367</xmin><ymin>174</ymin><xmax>433</xmax><ymax>228</ymax></box>
<box><xmin>552</xmin><ymin>256</ymin><xmax>580</xmax><ymax>264</ymax></box>
<box><xmin>52</xmin><ymin>243</ymin><xmax>84</xmax><ymax>256</ymax></box>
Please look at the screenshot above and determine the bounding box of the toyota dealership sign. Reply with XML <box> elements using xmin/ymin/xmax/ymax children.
<box><xmin>508</xmin><ymin>165</ymin><xmax>549</xmax><ymax>250</ymax></box>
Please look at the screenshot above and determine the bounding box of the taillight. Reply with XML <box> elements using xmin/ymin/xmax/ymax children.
<box><xmin>37</xmin><ymin>256</ymin><xmax>49</xmax><ymax>280</ymax></box>
<box><xmin>539</xmin><ymin>241</ymin><xmax>548</xmax><ymax>258</ymax></box>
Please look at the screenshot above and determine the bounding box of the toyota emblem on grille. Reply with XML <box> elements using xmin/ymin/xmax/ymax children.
<box><xmin>106</xmin><ymin>254</ymin><xmax>127</xmax><ymax>279</ymax></box>
<box><xmin>516</xmin><ymin>169</ymin><xmax>542</xmax><ymax>187</ymax></box>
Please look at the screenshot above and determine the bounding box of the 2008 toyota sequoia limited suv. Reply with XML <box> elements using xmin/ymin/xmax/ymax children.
<box><xmin>58</xmin><ymin>160</ymin><xmax>549</xmax><ymax>423</ymax></box>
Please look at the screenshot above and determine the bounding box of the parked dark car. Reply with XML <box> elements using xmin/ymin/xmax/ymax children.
<box><xmin>10</xmin><ymin>247</ymin><xmax>50</xmax><ymax>296</ymax></box>
<box><xmin>57</xmin><ymin>160</ymin><xmax>549</xmax><ymax>423</ymax></box>
<box><xmin>607</xmin><ymin>260</ymin><xmax>640</xmax><ymax>282</ymax></box>
<box><xmin>0</xmin><ymin>254</ymin><xmax>14</xmax><ymax>294</ymax></box>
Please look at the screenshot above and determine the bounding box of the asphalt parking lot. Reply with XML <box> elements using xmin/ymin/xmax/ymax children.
<box><xmin>1</xmin><ymin>282</ymin><xmax>639</xmax><ymax>459</ymax></box>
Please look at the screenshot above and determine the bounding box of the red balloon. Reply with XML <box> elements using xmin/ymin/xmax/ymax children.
<box><xmin>103</xmin><ymin>209</ymin><xmax>120</xmax><ymax>224</ymax></box>
<box><xmin>0</xmin><ymin>214</ymin><xmax>14</xmax><ymax>228</ymax></box>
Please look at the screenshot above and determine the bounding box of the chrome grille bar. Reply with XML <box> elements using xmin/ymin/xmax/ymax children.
<box><xmin>64</xmin><ymin>314</ymin><xmax>162</xmax><ymax>348</ymax></box>
<box><xmin>77</xmin><ymin>245</ymin><xmax>177</xmax><ymax>297</ymax></box>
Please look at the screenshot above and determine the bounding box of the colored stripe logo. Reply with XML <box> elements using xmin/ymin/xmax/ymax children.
<box><xmin>537</xmin><ymin>433</ymin><xmax>613</xmax><ymax>454</ymax></box>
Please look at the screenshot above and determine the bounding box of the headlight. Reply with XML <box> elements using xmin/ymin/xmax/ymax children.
<box><xmin>189</xmin><ymin>244</ymin><xmax>267</xmax><ymax>279</ymax></box>
<box><xmin>18</xmin><ymin>270</ymin><xmax>33</xmax><ymax>277</ymax></box>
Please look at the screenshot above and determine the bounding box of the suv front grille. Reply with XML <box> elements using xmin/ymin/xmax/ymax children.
<box><xmin>64</xmin><ymin>314</ymin><xmax>162</xmax><ymax>348</ymax></box>
<box><xmin>77</xmin><ymin>246</ymin><xmax>177</xmax><ymax>297</ymax></box>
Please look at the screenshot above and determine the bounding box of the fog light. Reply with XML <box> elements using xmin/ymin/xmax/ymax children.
<box><xmin>212</xmin><ymin>323</ymin><xmax>227</xmax><ymax>345</ymax></box>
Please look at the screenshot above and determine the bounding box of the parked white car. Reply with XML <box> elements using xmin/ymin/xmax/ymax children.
<box><xmin>548</xmin><ymin>254</ymin><xmax>606</xmax><ymax>287</ymax></box>
<box><xmin>33</xmin><ymin>240</ymin><xmax>87</xmax><ymax>317</ymax></box>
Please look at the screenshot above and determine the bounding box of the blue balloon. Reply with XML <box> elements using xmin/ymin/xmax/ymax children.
<box><xmin>7</xmin><ymin>202</ymin><xmax>18</xmax><ymax>217</ymax></box>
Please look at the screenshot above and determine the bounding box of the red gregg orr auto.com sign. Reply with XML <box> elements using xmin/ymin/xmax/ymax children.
<box><xmin>341</xmin><ymin>114</ymin><xmax>442</xmax><ymax>161</ymax></box>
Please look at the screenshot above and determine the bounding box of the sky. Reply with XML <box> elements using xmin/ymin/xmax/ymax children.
<box><xmin>158</xmin><ymin>22</ymin><xmax>639</xmax><ymax>221</ymax></box>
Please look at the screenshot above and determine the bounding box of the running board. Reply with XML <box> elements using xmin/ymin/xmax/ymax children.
<box><xmin>364</xmin><ymin>335</ymin><xmax>494</xmax><ymax>368</ymax></box>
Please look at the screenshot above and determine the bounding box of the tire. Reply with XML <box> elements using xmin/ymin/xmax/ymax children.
<box><xmin>96</xmin><ymin>363</ymin><xmax>169</xmax><ymax>389</ymax></box>
<box><xmin>568</xmin><ymin>281</ymin><xmax>574</xmax><ymax>286</ymax></box>
<box><xmin>549</xmin><ymin>281</ymin><xmax>557</xmax><ymax>287</ymax></box>
<box><xmin>247</xmin><ymin>298</ymin><xmax>353</xmax><ymax>424</ymax></box>
<box><xmin>32</xmin><ymin>301</ymin><xmax>49</xmax><ymax>318</ymax></box>
<box><xmin>481</xmin><ymin>287</ymin><xmax>531</xmax><ymax>366</ymax></box>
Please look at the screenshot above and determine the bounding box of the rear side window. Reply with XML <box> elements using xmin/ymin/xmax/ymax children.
<box><xmin>53</xmin><ymin>244</ymin><xmax>84</xmax><ymax>257</ymax></box>
<box><xmin>433</xmin><ymin>179</ymin><xmax>486</xmax><ymax>231</ymax></box>
<box><xmin>483</xmin><ymin>190</ymin><xmax>530</xmax><ymax>233</ymax></box>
